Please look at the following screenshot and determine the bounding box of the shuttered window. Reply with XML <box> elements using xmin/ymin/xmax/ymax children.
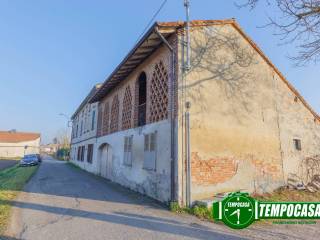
<box><xmin>123</xmin><ymin>136</ymin><xmax>133</xmax><ymax>166</ymax></box>
<box><xmin>143</xmin><ymin>132</ymin><xmax>157</xmax><ymax>171</ymax></box>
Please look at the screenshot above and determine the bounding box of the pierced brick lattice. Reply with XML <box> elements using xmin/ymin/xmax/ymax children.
<box><xmin>122</xmin><ymin>86</ymin><xmax>133</xmax><ymax>130</ymax></box>
<box><xmin>97</xmin><ymin>104</ymin><xmax>103</xmax><ymax>136</ymax></box>
<box><xmin>102</xmin><ymin>102</ymin><xmax>110</xmax><ymax>135</ymax></box>
<box><xmin>149</xmin><ymin>61</ymin><xmax>169</xmax><ymax>123</ymax></box>
<box><xmin>110</xmin><ymin>95</ymin><xmax>120</xmax><ymax>133</ymax></box>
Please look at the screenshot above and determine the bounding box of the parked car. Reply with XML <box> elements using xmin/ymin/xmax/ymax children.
<box><xmin>20</xmin><ymin>155</ymin><xmax>39</xmax><ymax>167</ymax></box>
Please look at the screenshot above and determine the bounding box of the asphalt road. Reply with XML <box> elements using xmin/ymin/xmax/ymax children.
<box><xmin>0</xmin><ymin>159</ymin><xmax>18</xmax><ymax>171</ymax></box>
<box><xmin>4</xmin><ymin>157</ymin><xmax>320</xmax><ymax>240</ymax></box>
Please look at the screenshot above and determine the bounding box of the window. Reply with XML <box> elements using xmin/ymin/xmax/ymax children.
<box><xmin>80</xmin><ymin>121</ymin><xmax>83</xmax><ymax>136</ymax></box>
<box><xmin>143</xmin><ymin>132</ymin><xmax>157</xmax><ymax>171</ymax></box>
<box><xmin>81</xmin><ymin>146</ymin><xmax>85</xmax><ymax>161</ymax></box>
<box><xmin>294</xmin><ymin>139</ymin><xmax>302</xmax><ymax>151</ymax></box>
<box><xmin>77</xmin><ymin>147</ymin><xmax>81</xmax><ymax>161</ymax></box>
<box><xmin>76</xmin><ymin>124</ymin><xmax>79</xmax><ymax>138</ymax></box>
<box><xmin>91</xmin><ymin>110</ymin><xmax>96</xmax><ymax>131</ymax></box>
<box><xmin>123</xmin><ymin>136</ymin><xmax>133</xmax><ymax>166</ymax></box>
<box><xmin>137</xmin><ymin>72</ymin><xmax>147</xmax><ymax>127</ymax></box>
<box><xmin>87</xmin><ymin>144</ymin><xmax>94</xmax><ymax>163</ymax></box>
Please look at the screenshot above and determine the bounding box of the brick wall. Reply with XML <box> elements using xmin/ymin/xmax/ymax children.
<box><xmin>97</xmin><ymin>41</ymin><xmax>174</xmax><ymax>137</ymax></box>
<box><xmin>191</xmin><ymin>152</ymin><xmax>238</xmax><ymax>186</ymax></box>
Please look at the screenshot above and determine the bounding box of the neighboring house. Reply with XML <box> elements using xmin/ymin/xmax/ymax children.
<box><xmin>70</xmin><ymin>84</ymin><xmax>101</xmax><ymax>172</ymax></box>
<box><xmin>73</xmin><ymin>19</ymin><xmax>320</xmax><ymax>206</ymax></box>
<box><xmin>40</xmin><ymin>143</ymin><xmax>59</xmax><ymax>155</ymax></box>
<box><xmin>0</xmin><ymin>131</ymin><xmax>41</xmax><ymax>158</ymax></box>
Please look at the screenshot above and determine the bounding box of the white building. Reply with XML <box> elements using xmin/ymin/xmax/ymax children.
<box><xmin>0</xmin><ymin>131</ymin><xmax>41</xmax><ymax>159</ymax></box>
<box><xmin>70</xmin><ymin>84</ymin><xmax>101</xmax><ymax>173</ymax></box>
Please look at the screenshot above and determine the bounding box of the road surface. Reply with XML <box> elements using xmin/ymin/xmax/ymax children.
<box><xmin>4</xmin><ymin>157</ymin><xmax>320</xmax><ymax>240</ymax></box>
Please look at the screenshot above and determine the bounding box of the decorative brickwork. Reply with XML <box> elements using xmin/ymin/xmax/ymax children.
<box><xmin>110</xmin><ymin>95</ymin><xmax>120</xmax><ymax>133</ymax></box>
<box><xmin>149</xmin><ymin>61</ymin><xmax>169</xmax><ymax>123</ymax></box>
<box><xmin>102</xmin><ymin>102</ymin><xmax>110</xmax><ymax>135</ymax></box>
<box><xmin>191</xmin><ymin>152</ymin><xmax>238</xmax><ymax>186</ymax></box>
<box><xmin>97</xmin><ymin>104</ymin><xmax>103</xmax><ymax>137</ymax></box>
<box><xmin>133</xmin><ymin>80</ymin><xmax>139</xmax><ymax>127</ymax></box>
<box><xmin>122</xmin><ymin>86</ymin><xmax>133</xmax><ymax>130</ymax></box>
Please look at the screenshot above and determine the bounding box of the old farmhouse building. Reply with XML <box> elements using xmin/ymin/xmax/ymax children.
<box><xmin>70</xmin><ymin>84</ymin><xmax>101</xmax><ymax>173</ymax></box>
<box><xmin>70</xmin><ymin>19</ymin><xmax>320</xmax><ymax>206</ymax></box>
<box><xmin>0</xmin><ymin>131</ymin><xmax>41</xmax><ymax>159</ymax></box>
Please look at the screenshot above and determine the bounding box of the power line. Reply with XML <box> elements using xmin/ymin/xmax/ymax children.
<box><xmin>134</xmin><ymin>0</ymin><xmax>168</xmax><ymax>45</ymax></box>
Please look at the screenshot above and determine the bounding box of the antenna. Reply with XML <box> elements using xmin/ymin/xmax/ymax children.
<box><xmin>184</xmin><ymin>0</ymin><xmax>191</xmax><ymax>70</ymax></box>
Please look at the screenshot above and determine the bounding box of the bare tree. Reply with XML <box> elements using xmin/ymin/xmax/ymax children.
<box><xmin>54</xmin><ymin>128</ymin><xmax>70</xmax><ymax>149</ymax></box>
<box><xmin>237</xmin><ymin>0</ymin><xmax>320</xmax><ymax>65</ymax></box>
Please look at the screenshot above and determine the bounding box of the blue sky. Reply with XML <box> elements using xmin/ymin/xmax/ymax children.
<box><xmin>0</xmin><ymin>0</ymin><xmax>319</xmax><ymax>144</ymax></box>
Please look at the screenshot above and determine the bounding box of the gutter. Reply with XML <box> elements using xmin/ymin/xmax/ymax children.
<box><xmin>154</xmin><ymin>27</ymin><xmax>177</xmax><ymax>202</ymax></box>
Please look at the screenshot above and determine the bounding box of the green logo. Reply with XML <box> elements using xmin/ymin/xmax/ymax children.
<box><xmin>213</xmin><ymin>192</ymin><xmax>320</xmax><ymax>229</ymax></box>
<box><xmin>213</xmin><ymin>192</ymin><xmax>256</xmax><ymax>229</ymax></box>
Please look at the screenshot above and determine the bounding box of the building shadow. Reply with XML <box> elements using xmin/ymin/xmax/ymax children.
<box><xmin>1</xmin><ymin>200</ymin><xmax>245</xmax><ymax>240</ymax></box>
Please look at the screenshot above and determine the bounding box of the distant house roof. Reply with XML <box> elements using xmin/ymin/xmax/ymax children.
<box><xmin>0</xmin><ymin>131</ymin><xmax>41</xmax><ymax>143</ymax></box>
<box><xmin>89</xmin><ymin>19</ymin><xmax>319</xmax><ymax>121</ymax></box>
<box><xmin>71</xmin><ymin>83</ymin><xmax>102</xmax><ymax>120</ymax></box>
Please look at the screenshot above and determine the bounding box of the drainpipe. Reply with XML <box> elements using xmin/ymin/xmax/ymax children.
<box><xmin>155</xmin><ymin>27</ymin><xmax>176</xmax><ymax>202</ymax></box>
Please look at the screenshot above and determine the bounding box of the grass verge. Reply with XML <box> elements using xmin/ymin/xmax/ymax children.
<box><xmin>169</xmin><ymin>201</ymin><xmax>213</xmax><ymax>221</ymax></box>
<box><xmin>0</xmin><ymin>164</ymin><xmax>38</xmax><ymax>234</ymax></box>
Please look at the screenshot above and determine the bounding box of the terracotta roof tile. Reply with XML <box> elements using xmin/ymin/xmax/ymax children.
<box><xmin>0</xmin><ymin>131</ymin><xmax>40</xmax><ymax>143</ymax></box>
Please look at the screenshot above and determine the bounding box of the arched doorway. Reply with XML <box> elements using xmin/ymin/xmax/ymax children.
<box><xmin>137</xmin><ymin>72</ymin><xmax>147</xmax><ymax>126</ymax></box>
<box><xmin>98</xmin><ymin>143</ymin><xmax>113</xmax><ymax>180</ymax></box>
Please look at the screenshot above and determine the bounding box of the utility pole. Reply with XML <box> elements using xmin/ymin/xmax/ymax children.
<box><xmin>184</xmin><ymin>0</ymin><xmax>192</xmax><ymax>207</ymax></box>
<box><xmin>184</xmin><ymin>0</ymin><xmax>191</xmax><ymax>70</ymax></box>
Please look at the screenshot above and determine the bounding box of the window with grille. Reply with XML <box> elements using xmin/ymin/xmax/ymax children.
<box><xmin>143</xmin><ymin>132</ymin><xmax>157</xmax><ymax>171</ymax></box>
<box><xmin>294</xmin><ymin>139</ymin><xmax>302</xmax><ymax>151</ymax></box>
<box><xmin>149</xmin><ymin>61</ymin><xmax>169</xmax><ymax>123</ymax></box>
<box><xmin>87</xmin><ymin>144</ymin><xmax>94</xmax><ymax>163</ymax></box>
<box><xmin>110</xmin><ymin>95</ymin><xmax>120</xmax><ymax>133</ymax></box>
<box><xmin>102</xmin><ymin>102</ymin><xmax>110</xmax><ymax>135</ymax></box>
<box><xmin>122</xmin><ymin>86</ymin><xmax>133</xmax><ymax>130</ymax></box>
<box><xmin>136</xmin><ymin>72</ymin><xmax>147</xmax><ymax>127</ymax></box>
<box><xmin>123</xmin><ymin>136</ymin><xmax>133</xmax><ymax>166</ymax></box>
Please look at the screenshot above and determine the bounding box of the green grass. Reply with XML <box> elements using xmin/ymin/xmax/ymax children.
<box><xmin>169</xmin><ymin>201</ymin><xmax>213</xmax><ymax>220</ymax></box>
<box><xmin>0</xmin><ymin>164</ymin><xmax>38</xmax><ymax>234</ymax></box>
<box><xmin>0</xmin><ymin>157</ymin><xmax>20</xmax><ymax>161</ymax></box>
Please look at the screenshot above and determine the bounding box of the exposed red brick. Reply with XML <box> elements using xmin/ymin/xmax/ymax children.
<box><xmin>191</xmin><ymin>152</ymin><xmax>238</xmax><ymax>186</ymax></box>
